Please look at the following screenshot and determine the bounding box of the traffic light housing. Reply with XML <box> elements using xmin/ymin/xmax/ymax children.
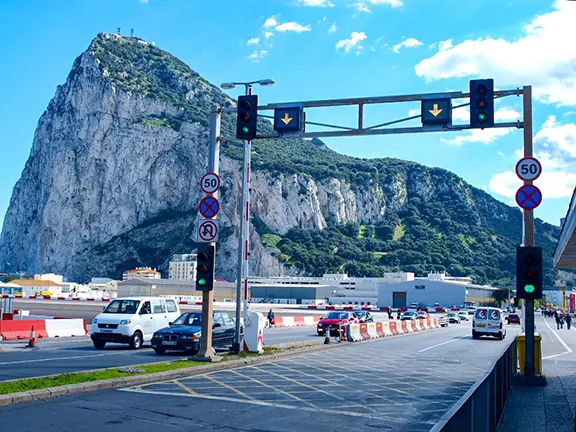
<box><xmin>195</xmin><ymin>243</ymin><xmax>215</xmax><ymax>292</ymax></box>
<box><xmin>516</xmin><ymin>246</ymin><xmax>543</xmax><ymax>299</ymax></box>
<box><xmin>469</xmin><ymin>79</ymin><xmax>494</xmax><ymax>129</ymax></box>
<box><xmin>236</xmin><ymin>95</ymin><xmax>258</xmax><ymax>140</ymax></box>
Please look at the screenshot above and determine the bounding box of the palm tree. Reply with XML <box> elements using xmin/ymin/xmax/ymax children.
<box><xmin>492</xmin><ymin>288</ymin><xmax>512</xmax><ymax>308</ymax></box>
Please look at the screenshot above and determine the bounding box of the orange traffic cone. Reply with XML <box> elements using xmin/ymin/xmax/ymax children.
<box><xmin>324</xmin><ymin>331</ymin><xmax>331</xmax><ymax>344</ymax></box>
<box><xmin>26</xmin><ymin>326</ymin><xmax>36</xmax><ymax>348</ymax></box>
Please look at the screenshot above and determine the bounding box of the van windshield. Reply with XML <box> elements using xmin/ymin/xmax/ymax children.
<box><xmin>102</xmin><ymin>300</ymin><xmax>141</xmax><ymax>314</ymax></box>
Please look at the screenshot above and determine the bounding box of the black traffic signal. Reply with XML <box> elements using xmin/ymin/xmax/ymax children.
<box><xmin>236</xmin><ymin>95</ymin><xmax>258</xmax><ymax>140</ymax></box>
<box><xmin>195</xmin><ymin>243</ymin><xmax>215</xmax><ymax>292</ymax></box>
<box><xmin>516</xmin><ymin>246</ymin><xmax>543</xmax><ymax>299</ymax></box>
<box><xmin>469</xmin><ymin>79</ymin><xmax>494</xmax><ymax>129</ymax></box>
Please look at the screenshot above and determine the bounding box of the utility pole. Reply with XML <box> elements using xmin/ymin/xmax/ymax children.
<box><xmin>195</xmin><ymin>105</ymin><xmax>221</xmax><ymax>360</ymax></box>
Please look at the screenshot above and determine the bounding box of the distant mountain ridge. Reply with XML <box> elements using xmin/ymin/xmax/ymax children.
<box><xmin>0</xmin><ymin>33</ymin><xmax>560</xmax><ymax>284</ymax></box>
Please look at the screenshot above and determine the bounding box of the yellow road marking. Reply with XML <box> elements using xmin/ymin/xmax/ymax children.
<box><xmin>203</xmin><ymin>375</ymin><xmax>256</xmax><ymax>401</ymax></box>
<box><xmin>173</xmin><ymin>380</ymin><xmax>197</xmax><ymax>395</ymax></box>
<box><xmin>228</xmin><ymin>369</ymin><xmax>317</xmax><ymax>408</ymax></box>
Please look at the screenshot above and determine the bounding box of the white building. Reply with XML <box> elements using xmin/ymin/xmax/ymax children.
<box><xmin>122</xmin><ymin>267</ymin><xmax>161</xmax><ymax>280</ymax></box>
<box><xmin>169</xmin><ymin>254</ymin><xmax>197</xmax><ymax>281</ymax></box>
<box><xmin>61</xmin><ymin>282</ymin><xmax>90</xmax><ymax>294</ymax></box>
<box><xmin>33</xmin><ymin>273</ymin><xmax>64</xmax><ymax>284</ymax></box>
<box><xmin>88</xmin><ymin>278</ymin><xmax>118</xmax><ymax>293</ymax></box>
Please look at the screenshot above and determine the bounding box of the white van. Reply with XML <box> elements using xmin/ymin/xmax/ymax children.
<box><xmin>472</xmin><ymin>307</ymin><xmax>506</xmax><ymax>340</ymax></box>
<box><xmin>90</xmin><ymin>297</ymin><xmax>181</xmax><ymax>349</ymax></box>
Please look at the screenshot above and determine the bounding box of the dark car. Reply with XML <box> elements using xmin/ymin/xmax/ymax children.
<box><xmin>506</xmin><ymin>313</ymin><xmax>521</xmax><ymax>324</ymax></box>
<box><xmin>151</xmin><ymin>311</ymin><xmax>241</xmax><ymax>355</ymax></box>
<box><xmin>317</xmin><ymin>312</ymin><xmax>359</xmax><ymax>336</ymax></box>
<box><xmin>355</xmin><ymin>310</ymin><xmax>374</xmax><ymax>323</ymax></box>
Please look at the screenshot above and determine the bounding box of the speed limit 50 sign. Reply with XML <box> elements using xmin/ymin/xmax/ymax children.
<box><xmin>515</xmin><ymin>157</ymin><xmax>542</xmax><ymax>182</ymax></box>
<box><xmin>200</xmin><ymin>172</ymin><xmax>221</xmax><ymax>194</ymax></box>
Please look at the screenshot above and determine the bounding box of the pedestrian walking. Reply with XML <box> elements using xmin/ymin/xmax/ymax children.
<box><xmin>555</xmin><ymin>313</ymin><xmax>561</xmax><ymax>330</ymax></box>
<box><xmin>387</xmin><ymin>307</ymin><xmax>392</xmax><ymax>320</ymax></box>
<box><xmin>566</xmin><ymin>313</ymin><xmax>572</xmax><ymax>330</ymax></box>
<box><xmin>397</xmin><ymin>309</ymin><xmax>401</xmax><ymax>320</ymax></box>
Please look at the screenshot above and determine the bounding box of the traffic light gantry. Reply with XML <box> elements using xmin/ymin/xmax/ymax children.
<box><xmin>469</xmin><ymin>79</ymin><xmax>494</xmax><ymax>129</ymax></box>
<box><xmin>516</xmin><ymin>246</ymin><xmax>543</xmax><ymax>300</ymax></box>
<box><xmin>236</xmin><ymin>95</ymin><xmax>258</xmax><ymax>140</ymax></box>
<box><xmin>196</xmin><ymin>243</ymin><xmax>216</xmax><ymax>292</ymax></box>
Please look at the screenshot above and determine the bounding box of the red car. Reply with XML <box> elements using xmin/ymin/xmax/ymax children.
<box><xmin>506</xmin><ymin>313</ymin><xmax>521</xmax><ymax>324</ymax></box>
<box><xmin>317</xmin><ymin>312</ymin><xmax>359</xmax><ymax>336</ymax></box>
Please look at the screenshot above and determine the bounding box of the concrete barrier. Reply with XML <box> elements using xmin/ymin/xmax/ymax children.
<box><xmin>45</xmin><ymin>319</ymin><xmax>88</xmax><ymax>337</ymax></box>
<box><xmin>0</xmin><ymin>320</ymin><xmax>49</xmax><ymax>340</ymax></box>
<box><xmin>269</xmin><ymin>316</ymin><xmax>322</xmax><ymax>328</ymax></box>
<box><xmin>293</xmin><ymin>316</ymin><xmax>306</xmax><ymax>326</ymax></box>
<box><xmin>347</xmin><ymin>324</ymin><xmax>362</xmax><ymax>341</ymax></box>
<box><xmin>367</xmin><ymin>322</ymin><xmax>379</xmax><ymax>339</ymax></box>
<box><xmin>389</xmin><ymin>321</ymin><xmax>399</xmax><ymax>335</ymax></box>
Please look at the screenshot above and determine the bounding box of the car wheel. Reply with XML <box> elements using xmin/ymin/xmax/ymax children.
<box><xmin>130</xmin><ymin>331</ymin><xmax>143</xmax><ymax>350</ymax></box>
<box><xmin>93</xmin><ymin>340</ymin><xmax>106</xmax><ymax>349</ymax></box>
<box><xmin>153</xmin><ymin>348</ymin><xmax>166</xmax><ymax>355</ymax></box>
<box><xmin>498</xmin><ymin>332</ymin><xmax>504</xmax><ymax>340</ymax></box>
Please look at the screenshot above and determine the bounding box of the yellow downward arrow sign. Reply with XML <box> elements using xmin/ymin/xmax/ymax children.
<box><xmin>281</xmin><ymin>113</ymin><xmax>293</xmax><ymax>125</ymax></box>
<box><xmin>429</xmin><ymin>104</ymin><xmax>443</xmax><ymax>117</ymax></box>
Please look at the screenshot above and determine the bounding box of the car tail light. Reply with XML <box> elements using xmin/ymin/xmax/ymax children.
<box><xmin>473</xmin><ymin>321</ymin><xmax>476</xmax><ymax>327</ymax></box>
<box><xmin>500</xmin><ymin>323</ymin><xmax>503</xmax><ymax>329</ymax></box>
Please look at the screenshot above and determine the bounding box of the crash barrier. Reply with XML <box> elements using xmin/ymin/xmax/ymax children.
<box><xmin>346</xmin><ymin>319</ymin><xmax>440</xmax><ymax>342</ymax></box>
<box><xmin>271</xmin><ymin>316</ymin><xmax>322</xmax><ymax>328</ymax></box>
<box><xmin>429</xmin><ymin>339</ymin><xmax>517</xmax><ymax>432</ymax></box>
<box><xmin>0</xmin><ymin>318</ymin><xmax>88</xmax><ymax>340</ymax></box>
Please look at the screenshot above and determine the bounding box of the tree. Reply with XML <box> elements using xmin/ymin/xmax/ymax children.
<box><xmin>492</xmin><ymin>288</ymin><xmax>512</xmax><ymax>308</ymax></box>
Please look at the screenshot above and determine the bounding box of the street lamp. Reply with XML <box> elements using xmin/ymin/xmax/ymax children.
<box><xmin>220</xmin><ymin>78</ymin><xmax>275</xmax><ymax>355</ymax></box>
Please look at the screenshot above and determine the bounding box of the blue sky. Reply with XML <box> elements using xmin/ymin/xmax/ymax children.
<box><xmin>1</xmin><ymin>0</ymin><xmax>575</xmax><ymax>229</ymax></box>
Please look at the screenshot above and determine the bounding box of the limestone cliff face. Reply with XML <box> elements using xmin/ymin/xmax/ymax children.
<box><xmin>0</xmin><ymin>33</ymin><xmax>544</xmax><ymax>283</ymax></box>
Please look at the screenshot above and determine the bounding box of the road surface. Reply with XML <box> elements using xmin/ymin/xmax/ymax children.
<box><xmin>0</xmin><ymin>320</ymin><xmax>523</xmax><ymax>431</ymax></box>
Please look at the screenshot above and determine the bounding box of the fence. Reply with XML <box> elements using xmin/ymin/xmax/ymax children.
<box><xmin>430</xmin><ymin>338</ymin><xmax>517</xmax><ymax>432</ymax></box>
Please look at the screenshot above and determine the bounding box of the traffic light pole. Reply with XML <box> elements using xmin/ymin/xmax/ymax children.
<box><xmin>196</xmin><ymin>105</ymin><xmax>221</xmax><ymax>360</ymax></box>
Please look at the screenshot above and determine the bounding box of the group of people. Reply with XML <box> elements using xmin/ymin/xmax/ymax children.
<box><xmin>543</xmin><ymin>309</ymin><xmax>573</xmax><ymax>330</ymax></box>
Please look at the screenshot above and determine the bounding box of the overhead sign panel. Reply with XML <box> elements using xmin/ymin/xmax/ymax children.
<box><xmin>273</xmin><ymin>105</ymin><xmax>304</xmax><ymax>134</ymax></box>
<box><xmin>421</xmin><ymin>98</ymin><xmax>452</xmax><ymax>125</ymax></box>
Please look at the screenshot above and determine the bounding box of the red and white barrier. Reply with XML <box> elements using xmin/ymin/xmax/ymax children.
<box><xmin>0</xmin><ymin>318</ymin><xmax>88</xmax><ymax>340</ymax></box>
<box><xmin>45</xmin><ymin>319</ymin><xmax>88</xmax><ymax>337</ymax></box>
<box><xmin>269</xmin><ymin>316</ymin><xmax>322</xmax><ymax>328</ymax></box>
<box><xmin>345</xmin><ymin>318</ymin><xmax>441</xmax><ymax>343</ymax></box>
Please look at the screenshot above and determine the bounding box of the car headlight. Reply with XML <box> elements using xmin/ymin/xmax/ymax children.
<box><xmin>153</xmin><ymin>333</ymin><xmax>161</xmax><ymax>339</ymax></box>
<box><xmin>180</xmin><ymin>334</ymin><xmax>192</xmax><ymax>340</ymax></box>
<box><xmin>119</xmin><ymin>319</ymin><xmax>132</xmax><ymax>325</ymax></box>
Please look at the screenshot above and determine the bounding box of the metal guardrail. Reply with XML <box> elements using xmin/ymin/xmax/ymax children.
<box><xmin>430</xmin><ymin>338</ymin><xmax>517</xmax><ymax>432</ymax></box>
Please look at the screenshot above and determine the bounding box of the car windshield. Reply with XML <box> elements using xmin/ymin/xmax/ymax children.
<box><xmin>102</xmin><ymin>299</ymin><xmax>140</xmax><ymax>314</ymax></box>
<box><xmin>509</xmin><ymin>314</ymin><xmax>519</xmax><ymax>319</ymax></box>
<box><xmin>325</xmin><ymin>312</ymin><xmax>348</xmax><ymax>320</ymax></box>
<box><xmin>356</xmin><ymin>311</ymin><xmax>366</xmax><ymax>317</ymax></box>
<box><xmin>172</xmin><ymin>312</ymin><xmax>202</xmax><ymax>326</ymax></box>
<box><xmin>448</xmin><ymin>313</ymin><xmax>457</xmax><ymax>317</ymax></box>
<box><xmin>403</xmin><ymin>312</ymin><xmax>415</xmax><ymax>316</ymax></box>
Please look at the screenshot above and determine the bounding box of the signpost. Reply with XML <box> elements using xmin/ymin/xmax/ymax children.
<box><xmin>198</xmin><ymin>196</ymin><xmax>220</xmax><ymax>219</ymax></box>
<box><xmin>198</xmin><ymin>220</ymin><xmax>219</xmax><ymax>243</ymax></box>
<box><xmin>515</xmin><ymin>184</ymin><xmax>542</xmax><ymax>211</ymax></box>
<box><xmin>200</xmin><ymin>172</ymin><xmax>221</xmax><ymax>195</ymax></box>
<box><xmin>515</xmin><ymin>157</ymin><xmax>542</xmax><ymax>182</ymax></box>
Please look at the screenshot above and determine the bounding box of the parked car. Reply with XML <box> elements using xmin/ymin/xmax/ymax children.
<box><xmin>447</xmin><ymin>312</ymin><xmax>461</xmax><ymax>324</ymax></box>
<box><xmin>437</xmin><ymin>315</ymin><xmax>449</xmax><ymax>327</ymax></box>
<box><xmin>317</xmin><ymin>312</ymin><xmax>359</xmax><ymax>336</ymax></box>
<box><xmin>472</xmin><ymin>307</ymin><xmax>507</xmax><ymax>340</ymax></box>
<box><xmin>505</xmin><ymin>313</ymin><xmax>521</xmax><ymax>325</ymax></box>
<box><xmin>355</xmin><ymin>310</ymin><xmax>374</xmax><ymax>323</ymax></box>
<box><xmin>91</xmin><ymin>297</ymin><xmax>181</xmax><ymax>349</ymax></box>
<box><xmin>151</xmin><ymin>311</ymin><xmax>241</xmax><ymax>355</ymax></box>
<box><xmin>401</xmin><ymin>311</ymin><xmax>418</xmax><ymax>321</ymax></box>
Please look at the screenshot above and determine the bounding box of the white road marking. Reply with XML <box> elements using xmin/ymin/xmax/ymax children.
<box><xmin>419</xmin><ymin>336</ymin><xmax>469</xmax><ymax>353</ymax></box>
<box><xmin>542</xmin><ymin>316</ymin><xmax>573</xmax><ymax>360</ymax></box>
<box><xmin>118</xmin><ymin>388</ymin><xmax>396</xmax><ymax>422</ymax></box>
<box><xmin>0</xmin><ymin>352</ymin><xmax>136</xmax><ymax>365</ymax></box>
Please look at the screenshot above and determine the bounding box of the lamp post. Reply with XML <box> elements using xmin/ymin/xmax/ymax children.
<box><xmin>220</xmin><ymin>78</ymin><xmax>275</xmax><ymax>354</ymax></box>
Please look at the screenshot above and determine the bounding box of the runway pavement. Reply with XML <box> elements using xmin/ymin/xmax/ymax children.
<box><xmin>0</xmin><ymin>326</ymin><xmax>318</xmax><ymax>382</ymax></box>
<box><xmin>0</xmin><ymin>320</ymin><xmax>523</xmax><ymax>432</ymax></box>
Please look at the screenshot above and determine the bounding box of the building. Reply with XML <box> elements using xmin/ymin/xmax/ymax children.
<box><xmin>61</xmin><ymin>282</ymin><xmax>90</xmax><ymax>294</ymax></box>
<box><xmin>33</xmin><ymin>273</ymin><xmax>64</xmax><ymax>284</ymax></box>
<box><xmin>122</xmin><ymin>267</ymin><xmax>161</xmax><ymax>281</ymax></box>
<box><xmin>117</xmin><ymin>278</ymin><xmax>237</xmax><ymax>302</ymax></box>
<box><xmin>10</xmin><ymin>279</ymin><xmax>64</xmax><ymax>296</ymax></box>
<box><xmin>88</xmin><ymin>278</ymin><xmax>118</xmax><ymax>293</ymax></box>
<box><xmin>169</xmin><ymin>254</ymin><xmax>197</xmax><ymax>281</ymax></box>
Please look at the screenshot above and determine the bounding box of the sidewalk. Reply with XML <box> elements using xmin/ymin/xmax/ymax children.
<box><xmin>498</xmin><ymin>315</ymin><xmax>576</xmax><ymax>432</ymax></box>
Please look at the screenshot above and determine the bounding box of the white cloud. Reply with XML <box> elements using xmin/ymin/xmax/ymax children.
<box><xmin>247</xmin><ymin>38</ymin><xmax>260</xmax><ymax>45</ymax></box>
<box><xmin>438</xmin><ymin>39</ymin><xmax>453</xmax><ymax>51</ymax></box>
<box><xmin>443</xmin><ymin>108</ymin><xmax>521</xmax><ymax>146</ymax></box>
<box><xmin>393</xmin><ymin>38</ymin><xmax>423</xmax><ymax>53</ymax></box>
<box><xmin>497</xmin><ymin>151</ymin><xmax>505</xmax><ymax>157</ymax></box>
<box><xmin>264</xmin><ymin>32</ymin><xmax>274</xmax><ymax>39</ymax></box>
<box><xmin>263</xmin><ymin>18</ymin><xmax>278</xmax><ymax>28</ymax></box>
<box><xmin>248</xmin><ymin>50</ymin><xmax>268</xmax><ymax>62</ymax></box>
<box><xmin>139</xmin><ymin>0</ymin><xmax>149</xmax><ymax>3</ymax></box>
<box><xmin>328</xmin><ymin>23</ymin><xmax>338</xmax><ymax>34</ymax></box>
<box><xmin>367</xmin><ymin>0</ymin><xmax>403</xmax><ymax>6</ymax></box>
<box><xmin>350</xmin><ymin>2</ymin><xmax>371</xmax><ymax>12</ymax></box>
<box><xmin>336</xmin><ymin>31</ymin><xmax>367</xmax><ymax>54</ymax></box>
<box><xmin>489</xmin><ymin>115</ymin><xmax>576</xmax><ymax>200</ymax></box>
<box><xmin>275</xmin><ymin>22</ymin><xmax>312</xmax><ymax>33</ymax></box>
<box><xmin>408</xmin><ymin>108</ymin><xmax>419</xmax><ymax>116</ymax></box>
<box><xmin>415</xmin><ymin>1</ymin><xmax>576</xmax><ymax>106</ymax></box>
<box><xmin>298</xmin><ymin>0</ymin><xmax>334</xmax><ymax>6</ymax></box>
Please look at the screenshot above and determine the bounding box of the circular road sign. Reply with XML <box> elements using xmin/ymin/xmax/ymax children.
<box><xmin>515</xmin><ymin>157</ymin><xmax>542</xmax><ymax>182</ymax></box>
<box><xmin>200</xmin><ymin>172</ymin><xmax>221</xmax><ymax>194</ymax></box>
<box><xmin>515</xmin><ymin>184</ymin><xmax>543</xmax><ymax>211</ymax></box>
<box><xmin>198</xmin><ymin>220</ymin><xmax>218</xmax><ymax>242</ymax></box>
<box><xmin>198</xmin><ymin>196</ymin><xmax>220</xmax><ymax>219</ymax></box>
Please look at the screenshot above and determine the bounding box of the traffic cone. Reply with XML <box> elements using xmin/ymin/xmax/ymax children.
<box><xmin>324</xmin><ymin>331</ymin><xmax>331</xmax><ymax>344</ymax></box>
<box><xmin>26</xmin><ymin>326</ymin><xmax>36</xmax><ymax>348</ymax></box>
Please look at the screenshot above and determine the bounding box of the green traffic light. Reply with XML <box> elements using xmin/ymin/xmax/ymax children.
<box><xmin>242</xmin><ymin>126</ymin><xmax>249</xmax><ymax>134</ymax></box>
<box><xmin>477</xmin><ymin>113</ymin><xmax>487</xmax><ymax>122</ymax></box>
<box><xmin>524</xmin><ymin>284</ymin><xmax>535</xmax><ymax>293</ymax></box>
<box><xmin>198</xmin><ymin>278</ymin><xmax>207</xmax><ymax>286</ymax></box>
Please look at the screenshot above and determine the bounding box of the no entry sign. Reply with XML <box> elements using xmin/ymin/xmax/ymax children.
<box><xmin>515</xmin><ymin>184</ymin><xmax>542</xmax><ymax>211</ymax></box>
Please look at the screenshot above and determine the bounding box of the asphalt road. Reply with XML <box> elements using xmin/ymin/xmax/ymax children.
<box><xmin>0</xmin><ymin>326</ymin><xmax>319</xmax><ymax>382</ymax></box>
<box><xmin>14</xmin><ymin>299</ymin><xmax>374</xmax><ymax>322</ymax></box>
<box><xmin>0</xmin><ymin>320</ymin><xmax>523</xmax><ymax>432</ymax></box>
